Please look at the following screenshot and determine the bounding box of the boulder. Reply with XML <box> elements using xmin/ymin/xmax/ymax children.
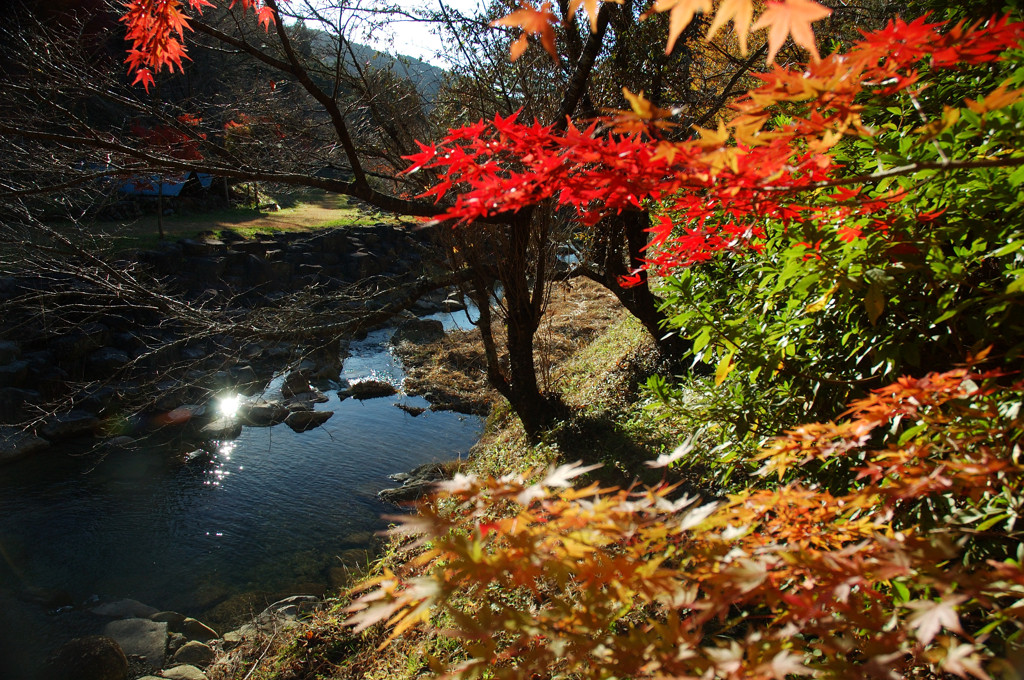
<box><xmin>40</xmin><ymin>635</ymin><xmax>128</xmax><ymax>680</ymax></box>
<box><xmin>284</xmin><ymin>409</ymin><xmax>334</xmax><ymax>433</ymax></box>
<box><xmin>260</xmin><ymin>595</ymin><xmax>322</xmax><ymax>623</ymax></box>
<box><xmin>237</xmin><ymin>400</ymin><xmax>288</xmax><ymax>426</ymax></box>
<box><xmin>200</xmin><ymin>417</ymin><xmax>241</xmax><ymax>440</ymax></box>
<box><xmin>392</xmin><ymin>318</ymin><xmax>445</xmax><ymax>345</ymax></box>
<box><xmin>180</xmin><ymin>617</ymin><xmax>218</xmax><ymax>642</ymax></box>
<box><xmin>0</xmin><ymin>359</ymin><xmax>29</xmax><ymax>388</ymax></box>
<box><xmin>41</xmin><ymin>410</ymin><xmax>100</xmax><ymax>441</ymax></box>
<box><xmin>149</xmin><ymin>611</ymin><xmax>187</xmax><ymax>629</ymax></box>
<box><xmin>171</xmin><ymin>640</ymin><xmax>215</xmax><ymax>668</ymax></box>
<box><xmin>281</xmin><ymin>370</ymin><xmax>311</xmax><ymax>398</ymax></box>
<box><xmin>345</xmin><ymin>380</ymin><xmax>397</xmax><ymax>400</ymax></box>
<box><xmin>0</xmin><ymin>426</ymin><xmax>49</xmax><ymax>464</ymax></box>
<box><xmin>284</xmin><ymin>390</ymin><xmax>329</xmax><ymax>410</ymax></box>
<box><xmin>0</xmin><ymin>340</ymin><xmax>21</xmax><ymax>364</ymax></box>
<box><xmin>102</xmin><ymin>618</ymin><xmax>167</xmax><ymax>671</ymax></box>
<box><xmin>87</xmin><ymin>347</ymin><xmax>131</xmax><ymax>375</ymax></box>
<box><xmin>160</xmin><ymin>665</ymin><xmax>208</xmax><ymax>680</ymax></box>
<box><xmin>92</xmin><ymin>598</ymin><xmax>160</xmax><ymax>619</ymax></box>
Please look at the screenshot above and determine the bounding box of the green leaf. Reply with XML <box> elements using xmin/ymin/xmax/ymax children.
<box><xmin>893</xmin><ymin>581</ymin><xmax>911</xmax><ymax>603</ymax></box>
<box><xmin>991</xmin><ymin>239</ymin><xmax>1024</xmax><ymax>258</ymax></box>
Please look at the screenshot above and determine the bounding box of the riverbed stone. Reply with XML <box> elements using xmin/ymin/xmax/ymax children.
<box><xmin>237</xmin><ymin>399</ymin><xmax>288</xmax><ymax>426</ymax></box>
<box><xmin>285</xmin><ymin>409</ymin><xmax>333</xmax><ymax>433</ymax></box>
<box><xmin>0</xmin><ymin>340</ymin><xmax>20</xmax><ymax>364</ymax></box>
<box><xmin>41</xmin><ymin>410</ymin><xmax>100</xmax><ymax>440</ymax></box>
<box><xmin>0</xmin><ymin>359</ymin><xmax>29</xmax><ymax>388</ymax></box>
<box><xmin>150</xmin><ymin>611</ymin><xmax>187</xmax><ymax>628</ymax></box>
<box><xmin>0</xmin><ymin>426</ymin><xmax>49</xmax><ymax>464</ymax></box>
<box><xmin>102</xmin><ymin>618</ymin><xmax>167</xmax><ymax>671</ymax></box>
<box><xmin>92</xmin><ymin>598</ymin><xmax>160</xmax><ymax>619</ymax></box>
<box><xmin>87</xmin><ymin>347</ymin><xmax>131</xmax><ymax>375</ymax></box>
<box><xmin>345</xmin><ymin>379</ymin><xmax>397</xmax><ymax>400</ymax></box>
<box><xmin>160</xmin><ymin>664</ymin><xmax>208</xmax><ymax>680</ymax></box>
<box><xmin>172</xmin><ymin>640</ymin><xmax>215</xmax><ymax>668</ymax></box>
<box><xmin>40</xmin><ymin>635</ymin><xmax>128</xmax><ymax>680</ymax></box>
<box><xmin>180</xmin><ymin>617</ymin><xmax>218</xmax><ymax>642</ymax></box>
<box><xmin>200</xmin><ymin>416</ymin><xmax>241</xmax><ymax>439</ymax></box>
<box><xmin>260</xmin><ymin>595</ymin><xmax>322</xmax><ymax>624</ymax></box>
<box><xmin>281</xmin><ymin>370</ymin><xmax>312</xmax><ymax>398</ymax></box>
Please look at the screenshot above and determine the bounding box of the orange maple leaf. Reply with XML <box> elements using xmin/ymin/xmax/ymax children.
<box><xmin>567</xmin><ymin>0</ymin><xmax>622</xmax><ymax>33</ymax></box>
<box><xmin>706</xmin><ymin>0</ymin><xmax>755</xmax><ymax>55</ymax></box>
<box><xmin>643</xmin><ymin>0</ymin><xmax>712</xmax><ymax>55</ymax></box>
<box><xmin>751</xmin><ymin>0</ymin><xmax>832</xmax><ymax>64</ymax></box>
<box><xmin>491</xmin><ymin>1</ymin><xmax>560</xmax><ymax>63</ymax></box>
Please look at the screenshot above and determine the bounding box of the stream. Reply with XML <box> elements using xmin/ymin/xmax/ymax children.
<box><xmin>0</xmin><ymin>311</ymin><xmax>482</xmax><ymax>678</ymax></box>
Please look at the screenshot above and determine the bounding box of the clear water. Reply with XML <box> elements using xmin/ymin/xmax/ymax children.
<box><xmin>0</xmin><ymin>313</ymin><xmax>482</xmax><ymax>678</ymax></box>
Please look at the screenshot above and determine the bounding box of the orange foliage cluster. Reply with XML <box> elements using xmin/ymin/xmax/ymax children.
<box><xmin>348</xmin><ymin>368</ymin><xmax>1024</xmax><ymax>678</ymax></box>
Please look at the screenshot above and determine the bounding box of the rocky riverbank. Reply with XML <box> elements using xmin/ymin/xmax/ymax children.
<box><xmin>38</xmin><ymin>595</ymin><xmax>325</xmax><ymax>680</ymax></box>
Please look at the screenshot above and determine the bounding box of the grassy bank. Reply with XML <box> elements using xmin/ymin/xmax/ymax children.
<box><xmin>208</xmin><ymin>281</ymin><xmax>696</xmax><ymax>680</ymax></box>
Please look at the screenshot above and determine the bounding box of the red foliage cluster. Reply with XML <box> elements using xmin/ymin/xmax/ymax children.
<box><xmin>404</xmin><ymin>16</ymin><xmax>1024</xmax><ymax>279</ymax></box>
<box><xmin>121</xmin><ymin>0</ymin><xmax>274</xmax><ymax>90</ymax></box>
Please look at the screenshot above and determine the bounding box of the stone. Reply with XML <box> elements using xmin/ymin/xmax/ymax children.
<box><xmin>41</xmin><ymin>410</ymin><xmax>100</xmax><ymax>441</ymax></box>
<box><xmin>92</xmin><ymin>598</ymin><xmax>160</xmax><ymax>619</ymax></box>
<box><xmin>180</xmin><ymin>617</ymin><xmax>218</xmax><ymax>642</ymax></box>
<box><xmin>40</xmin><ymin>635</ymin><xmax>128</xmax><ymax>680</ymax></box>
<box><xmin>281</xmin><ymin>370</ymin><xmax>311</xmax><ymax>398</ymax></box>
<box><xmin>0</xmin><ymin>426</ymin><xmax>49</xmax><ymax>464</ymax></box>
<box><xmin>167</xmin><ymin>632</ymin><xmax>188</xmax><ymax>655</ymax></box>
<box><xmin>238</xmin><ymin>399</ymin><xmax>288</xmax><ymax>426</ymax></box>
<box><xmin>284</xmin><ymin>409</ymin><xmax>334</xmax><ymax>433</ymax></box>
<box><xmin>0</xmin><ymin>359</ymin><xmax>29</xmax><ymax>388</ymax></box>
<box><xmin>0</xmin><ymin>340</ymin><xmax>21</xmax><ymax>364</ymax></box>
<box><xmin>87</xmin><ymin>347</ymin><xmax>131</xmax><ymax>375</ymax></box>
<box><xmin>150</xmin><ymin>611</ymin><xmax>187</xmax><ymax>629</ymax></box>
<box><xmin>285</xmin><ymin>390</ymin><xmax>329</xmax><ymax>409</ymax></box>
<box><xmin>0</xmin><ymin>386</ymin><xmax>37</xmax><ymax>419</ymax></box>
<box><xmin>200</xmin><ymin>416</ymin><xmax>241</xmax><ymax>440</ymax></box>
<box><xmin>102</xmin><ymin>618</ymin><xmax>167</xmax><ymax>671</ymax></box>
<box><xmin>260</xmin><ymin>595</ymin><xmax>322</xmax><ymax>623</ymax></box>
<box><xmin>220</xmin><ymin>629</ymin><xmax>247</xmax><ymax>651</ymax></box>
<box><xmin>160</xmin><ymin>665</ymin><xmax>208</xmax><ymax>680</ymax></box>
<box><xmin>392</xmin><ymin>318</ymin><xmax>445</xmax><ymax>345</ymax></box>
<box><xmin>345</xmin><ymin>379</ymin><xmax>397</xmax><ymax>400</ymax></box>
<box><xmin>171</xmin><ymin>640</ymin><xmax>215</xmax><ymax>668</ymax></box>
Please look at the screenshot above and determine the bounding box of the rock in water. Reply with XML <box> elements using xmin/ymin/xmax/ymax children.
<box><xmin>102</xmin><ymin>618</ymin><xmax>167</xmax><ymax>672</ymax></box>
<box><xmin>0</xmin><ymin>426</ymin><xmax>49</xmax><ymax>464</ymax></box>
<box><xmin>284</xmin><ymin>409</ymin><xmax>333</xmax><ymax>433</ymax></box>
<box><xmin>40</xmin><ymin>635</ymin><xmax>128</xmax><ymax>680</ymax></box>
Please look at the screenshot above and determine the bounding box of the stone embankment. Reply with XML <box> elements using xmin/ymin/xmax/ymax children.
<box><xmin>0</xmin><ymin>223</ymin><xmax>463</xmax><ymax>464</ymax></box>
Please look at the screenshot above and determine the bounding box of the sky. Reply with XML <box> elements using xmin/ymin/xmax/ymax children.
<box><xmin>339</xmin><ymin>0</ymin><xmax>488</xmax><ymax>66</ymax></box>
